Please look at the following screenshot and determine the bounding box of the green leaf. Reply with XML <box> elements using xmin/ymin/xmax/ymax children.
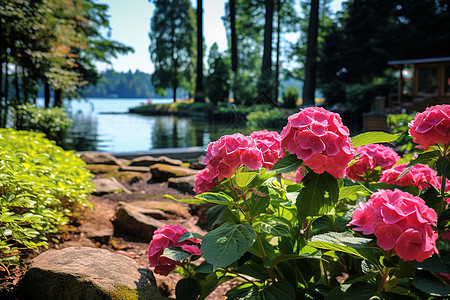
<box><xmin>201</xmin><ymin>222</ymin><xmax>256</xmax><ymax>270</ymax></box>
<box><xmin>165</xmin><ymin>194</ymin><xmax>206</xmax><ymax>205</ymax></box>
<box><xmin>260</xmin><ymin>281</ymin><xmax>296</xmax><ymax>300</ymax></box>
<box><xmin>235</xmin><ymin>172</ymin><xmax>258</xmax><ymax>188</ymax></box>
<box><xmin>397</xmin><ymin>150</ymin><xmax>441</xmax><ymax>179</ymax></box>
<box><xmin>437</xmin><ymin>156</ymin><xmax>450</xmax><ymax>180</ymax></box>
<box><xmin>413</xmin><ymin>270</ymin><xmax>450</xmax><ymax>297</ymax></box>
<box><xmin>420</xmin><ymin>187</ymin><xmax>441</xmax><ymax>210</ymax></box>
<box><xmin>414</xmin><ymin>254</ymin><xmax>450</xmax><ymax>273</ymax></box>
<box><xmin>325</xmin><ymin>282</ymin><xmax>378</xmax><ymax>300</ymax></box>
<box><xmin>252</xmin><ymin>215</ymin><xmax>291</xmax><ymax>237</ymax></box>
<box><xmin>297</xmin><ymin>172</ymin><xmax>339</xmax><ymax>222</ymax></box>
<box><xmin>175</xmin><ymin>278</ymin><xmax>200</xmax><ymax>300</ymax></box>
<box><xmin>270</xmin><ymin>153</ymin><xmax>302</xmax><ymax>173</ymax></box>
<box><xmin>339</xmin><ymin>185</ymin><xmax>368</xmax><ymax>200</ymax></box>
<box><xmin>206</xmin><ymin>205</ymin><xmax>227</xmax><ymax>229</ymax></box>
<box><xmin>438</xmin><ymin>208</ymin><xmax>450</xmax><ymax>230</ymax></box>
<box><xmin>270</xmin><ymin>253</ymin><xmax>327</xmax><ymax>270</ymax></box>
<box><xmin>178</xmin><ymin>232</ymin><xmax>203</xmax><ymax>243</ymax></box>
<box><xmin>161</xmin><ymin>247</ymin><xmax>191</xmax><ymax>261</ymax></box>
<box><xmin>350</xmin><ymin>131</ymin><xmax>400</xmax><ymax>148</ymax></box>
<box><xmin>310</xmin><ymin>231</ymin><xmax>372</xmax><ymax>248</ymax></box>
<box><xmin>195</xmin><ymin>192</ymin><xmax>235</xmax><ymax>206</ymax></box>
<box><xmin>194</xmin><ymin>262</ymin><xmax>214</xmax><ymax>274</ymax></box>
<box><xmin>367</xmin><ymin>182</ymin><xmax>420</xmax><ymax>196</ymax></box>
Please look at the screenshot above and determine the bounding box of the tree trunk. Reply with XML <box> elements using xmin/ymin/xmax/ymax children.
<box><xmin>2</xmin><ymin>63</ymin><xmax>9</xmax><ymax>128</ymax></box>
<box><xmin>302</xmin><ymin>0</ymin><xmax>319</xmax><ymax>106</ymax></box>
<box><xmin>14</xmin><ymin>65</ymin><xmax>20</xmax><ymax>102</ymax></box>
<box><xmin>230</xmin><ymin>0</ymin><xmax>238</xmax><ymax>73</ymax></box>
<box><xmin>44</xmin><ymin>83</ymin><xmax>50</xmax><ymax>108</ymax></box>
<box><xmin>275</xmin><ymin>0</ymin><xmax>282</xmax><ymax>102</ymax></box>
<box><xmin>195</xmin><ymin>0</ymin><xmax>204</xmax><ymax>102</ymax></box>
<box><xmin>54</xmin><ymin>89</ymin><xmax>62</xmax><ymax>107</ymax></box>
<box><xmin>172</xmin><ymin>86</ymin><xmax>177</xmax><ymax>103</ymax></box>
<box><xmin>262</xmin><ymin>0</ymin><xmax>274</xmax><ymax>74</ymax></box>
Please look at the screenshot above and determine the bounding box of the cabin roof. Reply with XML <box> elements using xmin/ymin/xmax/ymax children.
<box><xmin>388</xmin><ymin>57</ymin><xmax>450</xmax><ymax>65</ymax></box>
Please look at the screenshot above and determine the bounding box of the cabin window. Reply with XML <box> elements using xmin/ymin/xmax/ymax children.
<box><xmin>417</xmin><ymin>66</ymin><xmax>439</xmax><ymax>95</ymax></box>
<box><xmin>445</xmin><ymin>66</ymin><xmax>450</xmax><ymax>94</ymax></box>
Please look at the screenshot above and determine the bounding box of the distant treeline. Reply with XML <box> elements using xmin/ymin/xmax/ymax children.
<box><xmin>80</xmin><ymin>70</ymin><xmax>167</xmax><ymax>98</ymax></box>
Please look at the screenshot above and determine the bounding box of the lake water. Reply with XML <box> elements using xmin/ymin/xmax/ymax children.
<box><xmin>57</xmin><ymin>98</ymin><xmax>249</xmax><ymax>153</ymax></box>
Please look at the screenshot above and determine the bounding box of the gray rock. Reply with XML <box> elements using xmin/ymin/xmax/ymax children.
<box><xmin>150</xmin><ymin>164</ymin><xmax>198</xmax><ymax>182</ymax></box>
<box><xmin>17</xmin><ymin>247</ymin><xmax>162</xmax><ymax>300</ymax></box>
<box><xmin>79</xmin><ymin>152</ymin><xmax>123</xmax><ymax>166</ymax></box>
<box><xmin>78</xmin><ymin>222</ymin><xmax>114</xmax><ymax>245</ymax></box>
<box><xmin>129</xmin><ymin>156</ymin><xmax>182</xmax><ymax>167</ymax></box>
<box><xmin>58</xmin><ymin>237</ymin><xmax>97</xmax><ymax>249</ymax></box>
<box><xmin>168</xmin><ymin>175</ymin><xmax>196</xmax><ymax>195</ymax></box>
<box><xmin>119</xmin><ymin>165</ymin><xmax>151</xmax><ymax>173</ymax></box>
<box><xmin>127</xmin><ymin>200</ymin><xmax>191</xmax><ymax>219</ymax></box>
<box><xmin>112</xmin><ymin>203</ymin><xmax>166</xmax><ymax>241</ymax></box>
<box><xmin>91</xmin><ymin>178</ymin><xmax>131</xmax><ymax>195</ymax></box>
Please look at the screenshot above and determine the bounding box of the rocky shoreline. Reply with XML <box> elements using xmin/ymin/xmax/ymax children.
<box><xmin>2</xmin><ymin>151</ymin><xmax>228</xmax><ymax>299</ymax></box>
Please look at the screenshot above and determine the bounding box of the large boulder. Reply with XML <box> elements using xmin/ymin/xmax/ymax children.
<box><xmin>150</xmin><ymin>164</ymin><xmax>198</xmax><ymax>182</ymax></box>
<box><xmin>91</xmin><ymin>178</ymin><xmax>131</xmax><ymax>195</ymax></box>
<box><xmin>79</xmin><ymin>152</ymin><xmax>123</xmax><ymax>166</ymax></box>
<box><xmin>17</xmin><ymin>247</ymin><xmax>162</xmax><ymax>300</ymax></box>
<box><xmin>129</xmin><ymin>156</ymin><xmax>182</xmax><ymax>167</ymax></box>
<box><xmin>127</xmin><ymin>200</ymin><xmax>191</xmax><ymax>219</ymax></box>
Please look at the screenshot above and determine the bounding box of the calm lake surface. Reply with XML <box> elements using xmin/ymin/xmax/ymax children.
<box><xmin>57</xmin><ymin>98</ymin><xmax>250</xmax><ymax>152</ymax></box>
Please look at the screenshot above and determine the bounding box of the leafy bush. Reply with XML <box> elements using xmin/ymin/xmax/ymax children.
<box><xmin>0</xmin><ymin>129</ymin><xmax>93</xmax><ymax>269</ymax></box>
<box><xmin>12</xmin><ymin>103</ymin><xmax>71</xmax><ymax>144</ymax></box>
<box><xmin>281</xmin><ymin>86</ymin><xmax>299</xmax><ymax>108</ymax></box>
<box><xmin>246</xmin><ymin>108</ymin><xmax>285</xmax><ymax>128</ymax></box>
<box><xmin>387</xmin><ymin>113</ymin><xmax>416</xmax><ymax>154</ymax></box>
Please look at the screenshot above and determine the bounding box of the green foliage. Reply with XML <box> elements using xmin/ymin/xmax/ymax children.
<box><xmin>281</xmin><ymin>86</ymin><xmax>299</xmax><ymax>108</ymax></box>
<box><xmin>0</xmin><ymin>128</ymin><xmax>93</xmax><ymax>268</ymax></box>
<box><xmin>12</xmin><ymin>103</ymin><xmax>71</xmax><ymax>143</ymax></box>
<box><xmin>387</xmin><ymin>113</ymin><xmax>416</xmax><ymax>154</ymax></box>
<box><xmin>246</xmin><ymin>108</ymin><xmax>286</xmax><ymax>129</ymax></box>
<box><xmin>205</xmin><ymin>43</ymin><xmax>230</xmax><ymax>105</ymax></box>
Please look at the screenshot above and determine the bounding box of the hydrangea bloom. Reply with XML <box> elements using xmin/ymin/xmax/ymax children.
<box><xmin>380</xmin><ymin>163</ymin><xmax>441</xmax><ymax>190</ymax></box>
<box><xmin>194</xmin><ymin>165</ymin><xmax>219</xmax><ymax>194</ymax></box>
<box><xmin>250</xmin><ymin>130</ymin><xmax>282</xmax><ymax>170</ymax></box>
<box><xmin>280</xmin><ymin>107</ymin><xmax>355</xmax><ymax>178</ymax></box>
<box><xmin>148</xmin><ymin>224</ymin><xmax>201</xmax><ymax>275</ymax></box>
<box><xmin>346</xmin><ymin>144</ymin><xmax>400</xmax><ymax>181</ymax></box>
<box><xmin>349</xmin><ymin>189</ymin><xmax>438</xmax><ymax>262</ymax></box>
<box><xmin>409</xmin><ymin>104</ymin><xmax>450</xmax><ymax>151</ymax></box>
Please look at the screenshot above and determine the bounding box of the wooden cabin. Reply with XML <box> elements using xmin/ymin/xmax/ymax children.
<box><xmin>363</xmin><ymin>57</ymin><xmax>450</xmax><ymax>131</ymax></box>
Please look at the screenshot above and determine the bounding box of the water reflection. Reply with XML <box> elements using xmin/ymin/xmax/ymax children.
<box><xmin>61</xmin><ymin>98</ymin><xmax>253</xmax><ymax>152</ymax></box>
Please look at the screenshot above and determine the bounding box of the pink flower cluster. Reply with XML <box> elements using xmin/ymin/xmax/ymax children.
<box><xmin>380</xmin><ymin>163</ymin><xmax>441</xmax><ymax>190</ymax></box>
<box><xmin>346</xmin><ymin>144</ymin><xmax>400</xmax><ymax>181</ymax></box>
<box><xmin>409</xmin><ymin>104</ymin><xmax>450</xmax><ymax>151</ymax></box>
<box><xmin>280</xmin><ymin>107</ymin><xmax>355</xmax><ymax>178</ymax></box>
<box><xmin>349</xmin><ymin>189</ymin><xmax>438</xmax><ymax>262</ymax></box>
<box><xmin>194</xmin><ymin>131</ymin><xmax>281</xmax><ymax>194</ymax></box>
<box><xmin>148</xmin><ymin>224</ymin><xmax>201</xmax><ymax>275</ymax></box>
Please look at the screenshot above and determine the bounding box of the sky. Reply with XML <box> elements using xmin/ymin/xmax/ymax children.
<box><xmin>97</xmin><ymin>0</ymin><xmax>344</xmax><ymax>74</ymax></box>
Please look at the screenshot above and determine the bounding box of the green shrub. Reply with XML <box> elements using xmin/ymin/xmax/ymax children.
<box><xmin>281</xmin><ymin>86</ymin><xmax>299</xmax><ymax>108</ymax></box>
<box><xmin>246</xmin><ymin>108</ymin><xmax>286</xmax><ymax>129</ymax></box>
<box><xmin>0</xmin><ymin>129</ymin><xmax>93</xmax><ymax>269</ymax></box>
<box><xmin>12</xmin><ymin>103</ymin><xmax>71</xmax><ymax>144</ymax></box>
<box><xmin>387</xmin><ymin>113</ymin><xmax>416</xmax><ymax>154</ymax></box>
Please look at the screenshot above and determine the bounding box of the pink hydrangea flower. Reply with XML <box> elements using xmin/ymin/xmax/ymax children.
<box><xmin>280</xmin><ymin>107</ymin><xmax>355</xmax><ymax>178</ymax></box>
<box><xmin>349</xmin><ymin>189</ymin><xmax>438</xmax><ymax>262</ymax></box>
<box><xmin>148</xmin><ymin>224</ymin><xmax>202</xmax><ymax>275</ymax></box>
<box><xmin>409</xmin><ymin>104</ymin><xmax>450</xmax><ymax>151</ymax></box>
<box><xmin>250</xmin><ymin>130</ymin><xmax>282</xmax><ymax>170</ymax></box>
<box><xmin>380</xmin><ymin>163</ymin><xmax>441</xmax><ymax>190</ymax></box>
<box><xmin>346</xmin><ymin>144</ymin><xmax>400</xmax><ymax>181</ymax></box>
<box><xmin>194</xmin><ymin>133</ymin><xmax>266</xmax><ymax>194</ymax></box>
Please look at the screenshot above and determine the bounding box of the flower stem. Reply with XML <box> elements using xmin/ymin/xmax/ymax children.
<box><xmin>378</xmin><ymin>267</ymin><xmax>390</xmax><ymax>292</ymax></box>
<box><xmin>439</xmin><ymin>174</ymin><xmax>447</xmax><ymax>216</ymax></box>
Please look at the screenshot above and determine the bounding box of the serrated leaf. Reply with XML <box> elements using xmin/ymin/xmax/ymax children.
<box><xmin>161</xmin><ymin>246</ymin><xmax>191</xmax><ymax>261</ymax></box>
<box><xmin>297</xmin><ymin>172</ymin><xmax>339</xmax><ymax>222</ymax></box>
<box><xmin>339</xmin><ymin>185</ymin><xmax>368</xmax><ymax>200</ymax></box>
<box><xmin>165</xmin><ymin>194</ymin><xmax>206</xmax><ymax>205</ymax></box>
<box><xmin>195</xmin><ymin>192</ymin><xmax>235</xmax><ymax>206</ymax></box>
<box><xmin>413</xmin><ymin>270</ymin><xmax>450</xmax><ymax>296</ymax></box>
<box><xmin>176</xmin><ymin>278</ymin><xmax>200</xmax><ymax>300</ymax></box>
<box><xmin>325</xmin><ymin>282</ymin><xmax>378</xmax><ymax>300</ymax></box>
<box><xmin>194</xmin><ymin>262</ymin><xmax>214</xmax><ymax>274</ymax></box>
<box><xmin>235</xmin><ymin>172</ymin><xmax>258</xmax><ymax>188</ymax></box>
<box><xmin>178</xmin><ymin>232</ymin><xmax>203</xmax><ymax>243</ymax></box>
<box><xmin>397</xmin><ymin>150</ymin><xmax>441</xmax><ymax>179</ymax></box>
<box><xmin>414</xmin><ymin>254</ymin><xmax>450</xmax><ymax>273</ymax></box>
<box><xmin>437</xmin><ymin>156</ymin><xmax>450</xmax><ymax>180</ymax></box>
<box><xmin>260</xmin><ymin>281</ymin><xmax>296</xmax><ymax>300</ymax></box>
<box><xmin>270</xmin><ymin>153</ymin><xmax>302</xmax><ymax>173</ymax></box>
<box><xmin>252</xmin><ymin>215</ymin><xmax>291</xmax><ymax>237</ymax></box>
<box><xmin>310</xmin><ymin>231</ymin><xmax>372</xmax><ymax>248</ymax></box>
<box><xmin>350</xmin><ymin>131</ymin><xmax>400</xmax><ymax>148</ymax></box>
<box><xmin>201</xmin><ymin>222</ymin><xmax>256</xmax><ymax>270</ymax></box>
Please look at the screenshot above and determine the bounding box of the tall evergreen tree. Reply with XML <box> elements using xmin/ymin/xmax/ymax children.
<box><xmin>205</xmin><ymin>43</ymin><xmax>230</xmax><ymax>104</ymax></box>
<box><xmin>195</xmin><ymin>0</ymin><xmax>204</xmax><ymax>102</ymax></box>
<box><xmin>149</xmin><ymin>0</ymin><xmax>196</xmax><ymax>102</ymax></box>
<box><xmin>302</xmin><ymin>0</ymin><xmax>319</xmax><ymax>105</ymax></box>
